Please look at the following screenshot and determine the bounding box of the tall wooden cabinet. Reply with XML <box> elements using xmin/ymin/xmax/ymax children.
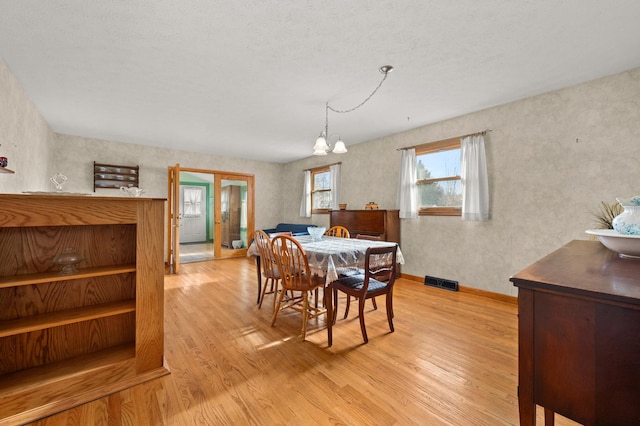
<box><xmin>0</xmin><ymin>194</ymin><xmax>168</xmax><ymax>425</ymax></box>
<box><xmin>329</xmin><ymin>209</ymin><xmax>400</xmax><ymax>243</ymax></box>
<box><xmin>221</xmin><ymin>185</ymin><xmax>241</xmax><ymax>248</ymax></box>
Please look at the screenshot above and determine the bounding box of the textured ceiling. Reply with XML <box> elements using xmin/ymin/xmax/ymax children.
<box><xmin>1</xmin><ymin>1</ymin><xmax>640</xmax><ymax>163</ymax></box>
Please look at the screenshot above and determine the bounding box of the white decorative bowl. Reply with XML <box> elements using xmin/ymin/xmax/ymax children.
<box><xmin>586</xmin><ymin>229</ymin><xmax>640</xmax><ymax>258</ymax></box>
<box><xmin>307</xmin><ymin>226</ymin><xmax>326</xmax><ymax>241</ymax></box>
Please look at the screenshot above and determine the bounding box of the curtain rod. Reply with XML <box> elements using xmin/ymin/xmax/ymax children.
<box><xmin>397</xmin><ymin>129</ymin><xmax>492</xmax><ymax>151</ymax></box>
<box><xmin>303</xmin><ymin>161</ymin><xmax>342</xmax><ymax>172</ymax></box>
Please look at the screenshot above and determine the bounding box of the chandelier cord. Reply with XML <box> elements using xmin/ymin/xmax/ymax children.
<box><xmin>326</xmin><ymin>70</ymin><xmax>390</xmax><ymax>115</ymax></box>
<box><xmin>324</xmin><ymin>102</ymin><xmax>329</xmax><ymax>137</ymax></box>
<box><xmin>314</xmin><ymin>65</ymin><xmax>392</xmax><ymax>154</ymax></box>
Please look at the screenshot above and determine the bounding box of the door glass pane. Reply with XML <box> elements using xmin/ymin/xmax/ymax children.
<box><xmin>221</xmin><ymin>179</ymin><xmax>248</xmax><ymax>250</ymax></box>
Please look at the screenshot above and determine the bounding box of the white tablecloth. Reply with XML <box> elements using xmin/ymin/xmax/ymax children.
<box><xmin>248</xmin><ymin>235</ymin><xmax>404</xmax><ymax>285</ymax></box>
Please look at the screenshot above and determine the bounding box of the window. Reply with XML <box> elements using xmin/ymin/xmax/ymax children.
<box><xmin>416</xmin><ymin>138</ymin><xmax>462</xmax><ymax>216</ymax></box>
<box><xmin>311</xmin><ymin>166</ymin><xmax>331</xmax><ymax>213</ymax></box>
<box><xmin>183</xmin><ymin>187</ymin><xmax>202</xmax><ymax>217</ymax></box>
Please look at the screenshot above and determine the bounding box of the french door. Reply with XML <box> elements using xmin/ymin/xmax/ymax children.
<box><xmin>167</xmin><ymin>165</ymin><xmax>254</xmax><ymax>273</ymax></box>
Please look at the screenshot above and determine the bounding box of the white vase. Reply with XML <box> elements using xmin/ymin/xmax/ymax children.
<box><xmin>612</xmin><ymin>197</ymin><xmax>640</xmax><ymax>235</ymax></box>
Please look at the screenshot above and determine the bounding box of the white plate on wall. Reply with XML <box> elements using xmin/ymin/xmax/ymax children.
<box><xmin>586</xmin><ymin>229</ymin><xmax>640</xmax><ymax>258</ymax></box>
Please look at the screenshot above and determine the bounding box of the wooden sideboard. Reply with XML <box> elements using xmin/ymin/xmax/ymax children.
<box><xmin>510</xmin><ymin>240</ymin><xmax>640</xmax><ymax>425</ymax></box>
<box><xmin>329</xmin><ymin>209</ymin><xmax>400</xmax><ymax>243</ymax></box>
<box><xmin>0</xmin><ymin>194</ymin><xmax>169</xmax><ymax>425</ymax></box>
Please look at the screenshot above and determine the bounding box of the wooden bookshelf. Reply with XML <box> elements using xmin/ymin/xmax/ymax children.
<box><xmin>0</xmin><ymin>194</ymin><xmax>168</xmax><ymax>425</ymax></box>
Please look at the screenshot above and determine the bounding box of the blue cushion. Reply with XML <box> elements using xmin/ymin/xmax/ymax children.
<box><xmin>263</xmin><ymin>223</ymin><xmax>316</xmax><ymax>236</ymax></box>
<box><xmin>337</xmin><ymin>274</ymin><xmax>388</xmax><ymax>292</ymax></box>
<box><xmin>338</xmin><ymin>268</ymin><xmax>364</xmax><ymax>278</ymax></box>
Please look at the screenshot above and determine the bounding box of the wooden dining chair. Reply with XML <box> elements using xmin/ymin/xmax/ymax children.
<box><xmin>332</xmin><ymin>245</ymin><xmax>397</xmax><ymax>344</ymax></box>
<box><xmin>326</xmin><ymin>225</ymin><xmax>350</xmax><ymax>238</ymax></box>
<box><xmin>253</xmin><ymin>230</ymin><xmax>284</xmax><ymax>309</ymax></box>
<box><xmin>341</xmin><ymin>233</ymin><xmax>383</xmax><ymax>312</ymax></box>
<box><xmin>270</xmin><ymin>235</ymin><xmax>330</xmax><ymax>343</ymax></box>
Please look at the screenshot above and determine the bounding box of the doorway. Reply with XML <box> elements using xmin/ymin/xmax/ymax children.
<box><xmin>180</xmin><ymin>185</ymin><xmax>208</xmax><ymax>244</ymax></box>
<box><xmin>167</xmin><ymin>165</ymin><xmax>255</xmax><ymax>273</ymax></box>
<box><xmin>179</xmin><ymin>177</ymin><xmax>213</xmax><ymax>264</ymax></box>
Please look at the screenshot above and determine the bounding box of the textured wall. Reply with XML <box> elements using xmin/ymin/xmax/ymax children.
<box><xmin>52</xmin><ymin>134</ymin><xmax>284</xmax><ymax>230</ymax></box>
<box><xmin>0</xmin><ymin>58</ymin><xmax>54</xmax><ymax>192</ymax></box>
<box><xmin>283</xmin><ymin>68</ymin><xmax>640</xmax><ymax>296</ymax></box>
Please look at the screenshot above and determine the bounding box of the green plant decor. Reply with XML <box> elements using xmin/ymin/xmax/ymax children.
<box><xmin>593</xmin><ymin>201</ymin><xmax>623</xmax><ymax>229</ymax></box>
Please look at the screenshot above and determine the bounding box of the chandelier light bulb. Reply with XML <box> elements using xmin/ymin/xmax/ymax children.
<box><xmin>313</xmin><ymin>133</ymin><xmax>329</xmax><ymax>153</ymax></box>
<box><xmin>332</xmin><ymin>139</ymin><xmax>347</xmax><ymax>154</ymax></box>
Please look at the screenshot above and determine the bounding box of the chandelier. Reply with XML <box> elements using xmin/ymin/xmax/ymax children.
<box><xmin>313</xmin><ymin>65</ymin><xmax>393</xmax><ymax>155</ymax></box>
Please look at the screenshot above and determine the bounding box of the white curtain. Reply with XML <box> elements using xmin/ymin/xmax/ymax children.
<box><xmin>461</xmin><ymin>135</ymin><xmax>489</xmax><ymax>221</ymax></box>
<box><xmin>397</xmin><ymin>148</ymin><xmax>418</xmax><ymax>219</ymax></box>
<box><xmin>329</xmin><ymin>163</ymin><xmax>341</xmax><ymax>210</ymax></box>
<box><xmin>183</xmin><ymin>187</ymin><xmax>202</xmax><ymax>217</ymax></box>
<box><xmin>299</xmin><ymin>170</ymin><xmax>311</xmax><ymax>217</ymax></box>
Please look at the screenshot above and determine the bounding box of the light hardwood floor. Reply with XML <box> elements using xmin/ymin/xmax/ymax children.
<box><xmin>179</xmin><ymin>242</ymin><xmax>214</xmax><ymax>263</ymax></box>
<box><xmin>27</xmin><ymin>257</ymin><xmax>579</xmax><ymax>425</ymax></box>
<box><xmin>179</xmin><ymin>242</ymin><xmax>244</xmax><ymax>263</ymax></box>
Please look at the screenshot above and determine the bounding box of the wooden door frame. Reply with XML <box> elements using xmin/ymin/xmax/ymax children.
<box><xmin>216</xmin><ymin>173</ymin><xmax>254</xmax><ymax>259</ymax></box>
<box><xmin>167</xmin><ymin>164</ymin><xmax>181</xmax><ymax>273</ymax></box>
<box><xmin>166</xmin><ymin>166</ymin><xmax>255</xmax><ymax>272</ymax></box>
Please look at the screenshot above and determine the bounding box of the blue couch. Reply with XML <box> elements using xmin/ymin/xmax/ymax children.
<box><xmin>262</xmin><ymin>223</ymin><xmax>317</xmax><ymax>236</ymax></box>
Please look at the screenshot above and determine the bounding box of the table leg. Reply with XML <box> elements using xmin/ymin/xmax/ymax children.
<box><xmin>518</xmin><ymin>288</ymin><xmax>536</xmax><ymax>426</ymax></box>
<box><xmin>255</xmin><ymin>256</ymin><xmax>262</xmax><ymax>305</ymax></box>
<box><xmin>518</xmin><ymin>397</ymin><xmax>535</xmax><ymax>426</ymax></box>
<box><xmin>544</xmin><ymin>408</ymin><xmax>554</xmax><ymax>426</ymax></box>
<box><xmin>326</xmin><ymin>282</ymin><xmax>333</xmax><ymax>347</ymax></box>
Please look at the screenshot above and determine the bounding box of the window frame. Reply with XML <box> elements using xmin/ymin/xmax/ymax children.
<box><xmin>415</xmin><ymin>137</ymin><xmax>462</xmax><ymax>217</ymax></box>
<box><xmin>310</xmin><ymin>165</ymin><xmax>332</xmax><ymax>214</ymax></box>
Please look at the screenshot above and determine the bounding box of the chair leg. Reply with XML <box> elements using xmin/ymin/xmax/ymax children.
<box><xmin>272</xmin><ymin>280</ymin><xmax>280</xmax><ymax>312</ymax></box>
<box><xmin>326</xmin><ymin>284</ymin><xmax>333</xmax><ymax>347</ymax></box>
<box><xmin>358</xmin><ymin>297</ymin><xmax>368</xmax><ymax>343</ymax></box>
<box><xmin>258</xmin><ymin>277</ymin><xmax>272</xmax><ymax>309</ymax></box>
<box><xmin>386</xmin><ymin>293</ymin><xmax>394</xmax><ymax>333</ymax></box>
<box><xmin>332</xmin><ymin>287</ymin><xmax>338</xmax><ymax>325</ymax></box>
<box><xmin>256</xmin><ymin>257</ymin><xmax>262</xmax><ymax>305</ymax></box>
<box><xmin>270</xmin><ymin>288</ymin><xmax>286</xmax><ymax>326</ymax></box>
<box><xmin>344</xmin><ymin>295</ymin><xmax>351</xmax><ymax>319</ymax></box>
<box><xmin>345</xmin><ymin>296</ymin><xmax>377</xmax><ymax>317</ymax></box>
<box><xmin>300</xmin><ymin>292</ymin><xmax>309</xmax><ymax>339</ymax></box>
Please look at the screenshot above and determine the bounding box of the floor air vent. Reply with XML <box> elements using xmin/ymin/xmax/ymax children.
<box><xmin>424</xmin><ymin>275</ymin><xmax>459</xmax><ymax>292</ymax></box>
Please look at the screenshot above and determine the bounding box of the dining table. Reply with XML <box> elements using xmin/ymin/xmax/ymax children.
<box><xmin>247</xmin><ymin>234</ymin><xmax>405</xmax><ymax>345</ymax></box>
